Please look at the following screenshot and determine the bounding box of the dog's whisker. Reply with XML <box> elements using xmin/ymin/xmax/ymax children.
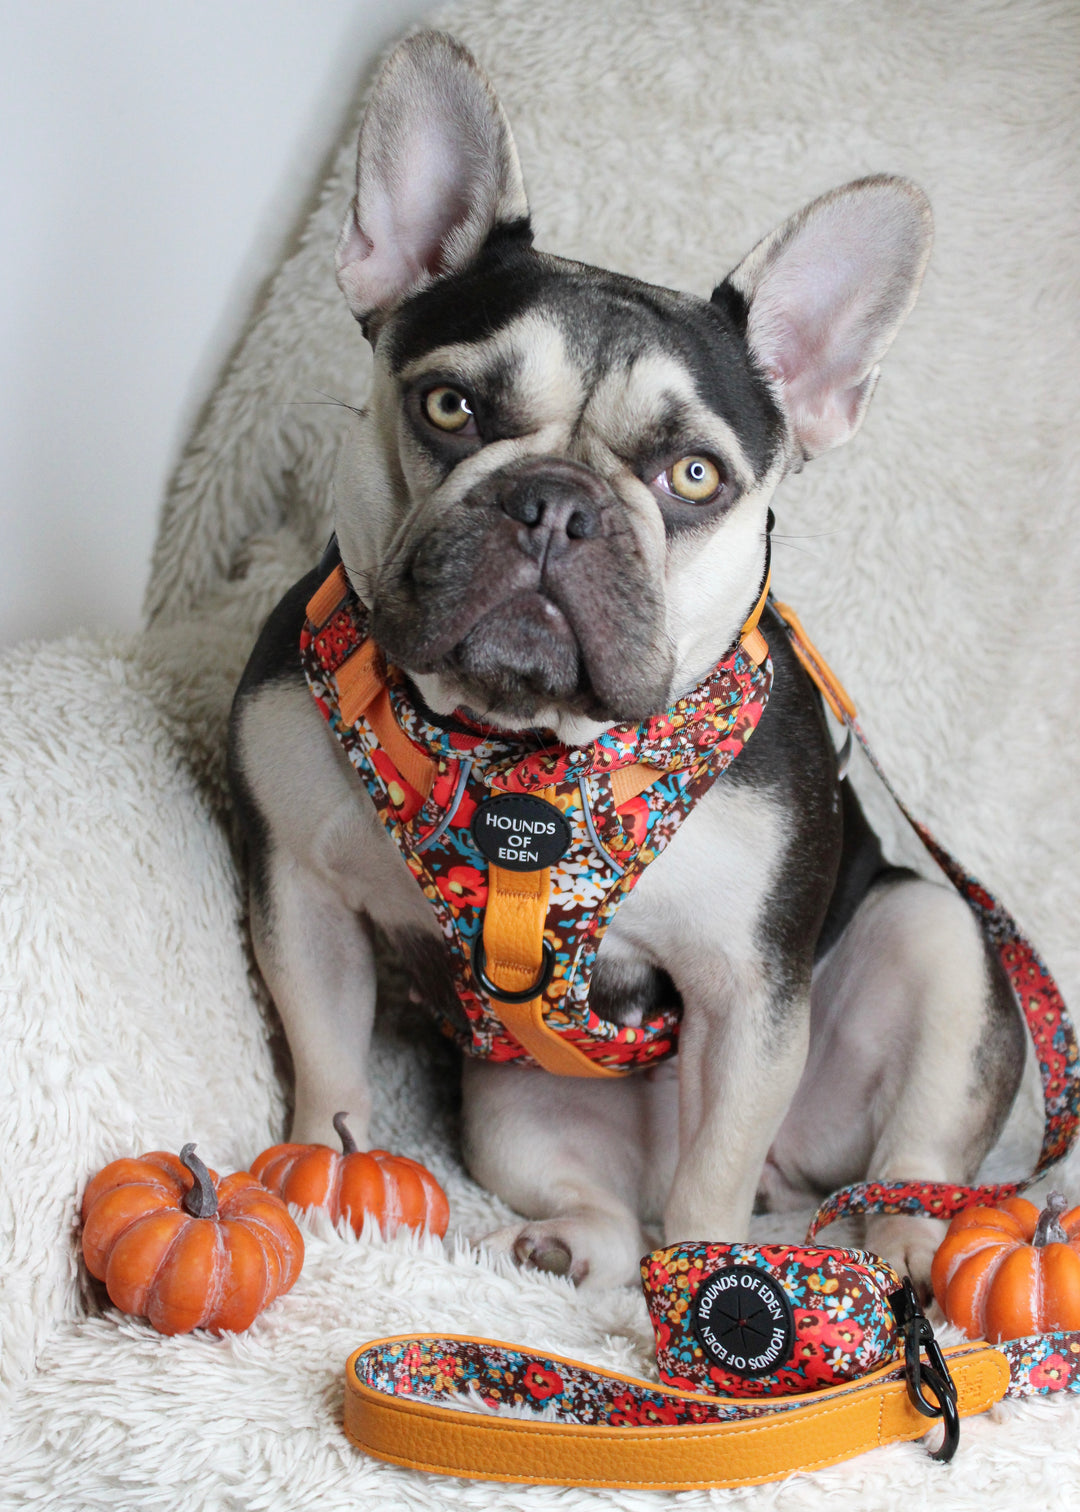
<box><xmin>281</xmin><ymin>391</ymin><xmax>370</xmax><ymax>419</ymax></box>
<box><xmin>771</xmin><ymin>540</ymin><xmax>821</xmax><ymax>559</ymax></box>
<box><xmin>770</xmin><ymin>529</ymin><xmax>847</xmax><ymax>542</ymax></box>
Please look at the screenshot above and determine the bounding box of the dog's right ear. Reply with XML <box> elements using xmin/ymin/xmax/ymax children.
<box><xmin>336</xmin><ymin>31</ymin><xmax>530</xmax><ymax>333</ymax></box>
<box><xmin>714</xmin><ymin>177</ymin><xmax>933</xmax><ymax>462</ymax></box>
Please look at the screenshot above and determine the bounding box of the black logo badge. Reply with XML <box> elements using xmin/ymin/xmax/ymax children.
<box><xmin>691</xmin><ymin>1265</ymin><xmax>795</xmax><ymax>1379</ymax></box>
<box><xmin>470</xmin><ymin>794</ymin><xmax>572</xmax><ymax>872</ymax></box>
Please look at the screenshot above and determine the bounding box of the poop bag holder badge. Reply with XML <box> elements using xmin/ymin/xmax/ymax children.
<box><xmin>342</xmin><ymin>1243</ymin><xmax>1005</xmax><ymax>1491</ymax></box>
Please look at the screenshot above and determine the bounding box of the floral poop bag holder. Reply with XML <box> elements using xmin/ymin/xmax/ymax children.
<box><xmin>338</xmin><ymin>602</ymin><xmax>1080</xmax><ymax>1490</ymax></box>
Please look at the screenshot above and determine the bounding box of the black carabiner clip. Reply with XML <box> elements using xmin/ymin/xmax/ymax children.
<box><xmin>889</xmin><ymin>1276</ymin><xmax>960</xmax><ymax>1464</ymax></box>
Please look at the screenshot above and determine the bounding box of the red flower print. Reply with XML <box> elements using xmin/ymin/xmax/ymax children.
<box><xmin>437</xmin><ymin>864</ymin><xmax>487</xmax><ymax>910</ymax></box>
<box><xmin>451</xmin><ymin>789</ymin><xmax>478</xmax><ymax>828</ymax></box>
<box><xmin>488</xmin><ymin>1039</ymin><xmax>526</xmax><ymax>1062</ymax></box>
<box><xmin>431</xmin><ymin>767</ymin><xmax>458</xmax><ymax>808</ymax></box>
<box><xmin>795</xmin><ymin>1309</ymin><xmax>828</xmax><ymax>1344</ymax></box>
<box><xmin>618</xmin><ymin>795</ymin><xmax>649</xmax><ymax>848</ymax></box>
<box><xmin>523</xmin><ymin>1363</ymin><xmax>563</xmax><ymax>1401</ymax></box>
<box><xmin>509</xmin><ymin>752</ymin><xmax>565</xmax><ymax>789</ymax></box>
<box><xmin>314</xmin><ymin>610</ymin><xmax>361</xmax><ymax>670</ymax></box>
<box><xmin>370</xmin><ymin>748</ymin><xmax>422</xmax><ymax>822</ymax></box>
<box><xmin>794</xmin><ymin>1354</ymin><xmax>836</xmax><ymax>1387</ymax></box>
<box><xmin>821</xmin><ymin>1319</ymin><xmax>865</xmax><ymax>1351</ymax></box>
<box><xmin>609</xmin><ymin>1391</ymin><xmax>644</xmax><ymax>1426</ymax></box>
<box><xmin>639</xmin><ymin>1400</ymin><xmax>680</xmax><ymax>1426</ymax></box>
<box><xmin>430</xmin><ymin>767</ymin><xmax>478</xmax><ymax>829</ymax></box>
<box><xmin>647</xmin><ymin>1258</ymin><xmax>671</xmax><ymax>1292</ymax></box>
<box><xmin>1030</xmin><ymin>1353</ymin><xmax>1070</xmax><ymax>1392</ymax></box>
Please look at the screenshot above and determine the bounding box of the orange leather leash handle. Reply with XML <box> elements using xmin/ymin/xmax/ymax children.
<box><xmin>343</xmin><ymin>1335</ymin><xmax>1008</xmax><ymax>1490</ymax></box>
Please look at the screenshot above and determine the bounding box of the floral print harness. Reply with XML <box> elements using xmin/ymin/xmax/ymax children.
<box><xmin>300</xmin><ymin>549</ymin><xmax>772</xmax><ymax>1074</ymax></box>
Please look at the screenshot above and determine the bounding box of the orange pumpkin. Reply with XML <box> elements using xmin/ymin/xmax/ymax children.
<box><xmin>931</xmin><ymin>1190</ymin><xmax>1080</xmax><ymax>1342</ymax></box>
<box><xmin>251</xmin><ymin>1112</ymin><xmax>449</xmax><ymax>1238</ymax></box>
<box><xmin>81</xmin><ymin>1143</ymin><xmax>304</xmax><ymax>1335</ymax></box>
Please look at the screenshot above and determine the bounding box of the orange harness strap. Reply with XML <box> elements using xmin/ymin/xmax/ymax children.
<box><xmin>480</xmin><ymin>809</ymin><xmax>621</xmax><ymax>1078</ymax></box>
<box><xmin>771</xmin><ymin>599</ymin><xmax>857</xmax><ymax>724</ymax></box>
<box><xmin>312</xmin><ymin>567</ymin><xmax>439</xmax><ymax>803</ymax></box>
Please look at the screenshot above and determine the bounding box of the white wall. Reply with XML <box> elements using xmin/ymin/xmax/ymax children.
<box><xmin>0</xmin><ymin>0</ymin><xmax>435</xmax><ymax>649</ymax></box>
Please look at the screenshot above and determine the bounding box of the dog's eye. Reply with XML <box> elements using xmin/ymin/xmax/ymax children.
<box><xmin>661</xmin><ymin>455</ymin><xmax>724</xmax><ymax>504</ymax></box>
<box><xmin>423</xmin><ymin>386</ymin><xmax>476</xmax><ymax>434</ymax></box>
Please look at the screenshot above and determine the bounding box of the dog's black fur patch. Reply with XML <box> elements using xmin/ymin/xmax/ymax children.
<box><xmin>387</xmin><ymin>238</ymin><xmax>784</xmax><ymax>482</ymax></box>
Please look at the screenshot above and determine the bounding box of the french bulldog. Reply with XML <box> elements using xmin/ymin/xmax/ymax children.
<box><xmin>228</xmin><ymin>30</ymin><xmax>1023</xmax><ymax>1293</ymax></box>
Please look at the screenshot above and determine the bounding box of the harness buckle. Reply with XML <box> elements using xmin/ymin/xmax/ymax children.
<box><xmin>471</xmin><ymin>938</ymin><xmax>555</xmax><ymax>1004</ymax></box>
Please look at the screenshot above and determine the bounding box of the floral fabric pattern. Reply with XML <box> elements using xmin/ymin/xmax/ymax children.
<box><xmin>351</xmin><ymin>1334</ymin><xmax>911</xmax><ymax>1429</ymax></box>
<box><xmin>350</xmin><ymin>1309</ymin><xmax>1080</xmax><ymax>1453</ymax></box>
<box><xmin>999</xmin><ymin>1333</ymin><xmax>1080</xmax><ymax>1395</ymax></box>
<box><xmin>802</xmin><ymin>706</ymin><xmax>1078</xmax><ymax>1240</ymax></box>
<box><xmin>300</xmin><ymin>569</ymin><xmax>771</xmax><ymax>1072</ymax></box>
<box><xmin>642</xmin><ymin>1241</ymin><xmax>902</xmax><ymax>1397</ymax></box>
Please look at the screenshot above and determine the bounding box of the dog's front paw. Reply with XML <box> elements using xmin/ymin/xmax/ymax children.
<box><xmin>864</xmin><ymin>1214</ymin><xmax>947</xmax><ymax>1306</ymax></box>
<box><xmin>481</xmin><ymin>1213</ymin><xmax>646</xmax><ymax>1290</ymax></box>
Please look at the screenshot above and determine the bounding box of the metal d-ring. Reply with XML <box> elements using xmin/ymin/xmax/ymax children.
<box><xmin>472</xmin><ymin>937</ymin><xmax>555</xmax><ymax>1004</ymax></box>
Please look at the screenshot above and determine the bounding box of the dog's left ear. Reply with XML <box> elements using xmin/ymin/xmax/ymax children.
<box><xmin>715</xmin><ymin>176</ymin><xmax>932</xmax><ymax>460</ymax></box>
<box><xmin>336</xmin><ymin>31</ymin><xmax>530</xmax><ymax>331</ymax></box>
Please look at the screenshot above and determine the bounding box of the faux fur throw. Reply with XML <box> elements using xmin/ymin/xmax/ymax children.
<box><xmin>2</xmin><ymin>1</ymin><xmax>1078</xmax><ymax>1506</ymax></box>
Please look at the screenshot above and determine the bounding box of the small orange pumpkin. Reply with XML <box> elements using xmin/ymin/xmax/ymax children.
<box><xmin>251</xmin><ymin>1112</ymin><xmax>449</xmax><ymax>1238</ymax></box>
<box><xmin>81</xmin><ymin>1143</ymin><xmax>304</xmax><ymax>1335</ymax></box>
<box><xmin>931</xmin><ymin>1190</ymin><xmax>1080</xmax><ymax>1342</ymax></box>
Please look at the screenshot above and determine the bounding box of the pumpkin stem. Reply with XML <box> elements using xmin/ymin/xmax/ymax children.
<box><xmin>1033</xmin><ymin>1190</ymin><xmax>1069</xmax><ymax>1246</ymax></box>
<box><xmin>179</xmin><ymin>1143</ymin><xmax>219</xmax><ymax>1219</ymax></box>
<box><xmin>333</xmin><ymin>1112</ymin><xmax>358</xmax><ymax>1155</ymax></box>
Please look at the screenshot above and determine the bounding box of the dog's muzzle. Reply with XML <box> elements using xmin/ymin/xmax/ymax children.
<box><xmin>372</xmin><ymin>454</ymin><xmax>672</xmax><ymax>720</ymax></box>
<box><xmin>495</xmin><ymin>457</ymin><xmax>607</xmax><ymax>562</ymax></box>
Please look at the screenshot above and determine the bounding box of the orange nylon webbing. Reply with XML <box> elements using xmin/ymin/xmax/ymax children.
<box><xmin>306</xmin><ymin>563</ymin><xmax>349</xmax><ymax>626</ymax></box>
<box><xmin>610</xmin><ymin>763</ymin><xmax>662</xmax><ymax>808</ymax></box>
<box><xmin>771</xmin><ymin>601</ymin><xmax>856</xmax><ymax>724</ymax></box>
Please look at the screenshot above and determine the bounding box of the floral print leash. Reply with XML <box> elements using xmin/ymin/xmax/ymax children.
<box><xmin>767</xmin><ymin>597</ymin><xmax>1080</xmax><ymax>1245</ymax></box>
<box><xmin>344</xmin><ymin>1238</ymin><xmax>1077</xmax><ymax>1487</ymax></box>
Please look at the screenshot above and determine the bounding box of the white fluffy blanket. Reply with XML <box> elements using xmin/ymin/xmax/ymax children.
<box><xmin>3</xmin><ymin>1</ymin><xmax>1079</xmax><ymax>1506</ymax></box>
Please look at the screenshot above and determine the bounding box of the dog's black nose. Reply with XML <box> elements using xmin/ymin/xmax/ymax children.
<box><xmin>500</xmin><ymin>475</ymin><xmax>601</xmax><ymax>545</ymax></box>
